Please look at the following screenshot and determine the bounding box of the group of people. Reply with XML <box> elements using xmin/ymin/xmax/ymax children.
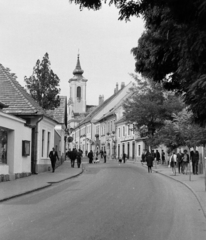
<box><xmin>169</xmin><ymin>149</ymin><xmax>199</xmax><ymax>174</ymax></box>
<box><xmin>141</xmin><ymin>148</ymin><xmax>199</xmax><ymax>175</ymax></box>
<box><xmin>87</xmin><ymin>149</ymin><xmax>107</xmax><ymax>164</ymax></box>
<box><xmin>66</xmin><ymin>148</ymin><xmax>83</xmax><ymax>168</ymax></box>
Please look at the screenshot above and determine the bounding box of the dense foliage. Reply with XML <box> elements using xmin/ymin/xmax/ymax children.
<box><xmin>156</xmin><ymin>109</ymin><xmax>206</xmax><ymax>151</ymax></box>
<box><xmin>70</xmin><ymin>0</ymin><xmax>206</xmax><ymax>125</ymax></box>
<box><xmin>123</xmin><ymin>76</ymin><xmax>184</xmax><ymax>148</ymax></box>
<box><xmin>25</xmin><ymin>53</ymin><xmax>61</xmax><ymax>110</ymax></box>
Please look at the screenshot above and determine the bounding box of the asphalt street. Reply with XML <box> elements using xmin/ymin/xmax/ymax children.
<box><xmin>1</xmin><ymin>162</ymin><xmax>206</xmax><ymax>240</ymax></box>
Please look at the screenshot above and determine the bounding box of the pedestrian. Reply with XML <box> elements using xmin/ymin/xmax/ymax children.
<box><xmin>161</xmin><ymin>150</ymin><xmax>165</xmax><ymax>165</ymax></box>
<box><xmin>88</xmin><ymin>150</ymin><xmax>93</xmax><ymax>164</ymax></box>
<box><xmin>193</xmin><ymin>149</ymin><xmax>199</xmax><ymax>174</ymax></box>
<box><xmin>182</xmin><ymin>150</ymin><xmax>189</xmax><ymax>174</ymax></box>
<box><xmin>190</xmin><ymin>150</ymin><xmax>195</xmax><ymax>174</ymax></box>
<box><xmin>169</xmin><ymin>151</ymin><xmax>177</xmax><ymax>168</ymax></box>
<box><xmin>122</xmin><ymin>152</ymin><xmax>127</xmax><ymax>163</ymax></box>
<box><xmin>177</xmin><ymin>149</ymin><xmax>183</xmax><ymax>174</ymax></box>
<box><xmin>156</xmin><ymin>150</ymin><xmax>160</xmax><ymax>164</ymax></box>
<box><xmin>76</xmin><ymin>149</ymin><xmax>82</xmax><ymax>168</ymax></box>
<box><xmin>146</xmin><ymin>151</ymin><xmax>154</xmax><ymax>173</ymax></box>
<box><xmin>70</xmin><ymin>148</ymin><xmax>77</xmax><ymax>168</ymax></box>
<box><xmin>141</xmin><ymin>149</ymin><xmax>147</xmax><ymax>165</ymax></box>
<box><xmin>103</xmin><ymin>150</ymin><xmax>107</xmax><ymax>163</ymax></box>
<box><xmin>100</xmin><ymin>149</ymin><xmax>104</xmax><ymax>159</ymax></box>
<box><xmin>49</xmin><ymin>147</ymin><xmax>59</xmax><ymax>172</ymax></box>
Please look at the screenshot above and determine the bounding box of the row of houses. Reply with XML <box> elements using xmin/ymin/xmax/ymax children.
<box><xmin>68</xmin><ymin>81</ymin><xmax>146</xmax><ymax>161</ymax></box>
<box><xmin>0</xmin><ymin>64</ymin><xmax>67</xmax><ymax>181</ymax></box>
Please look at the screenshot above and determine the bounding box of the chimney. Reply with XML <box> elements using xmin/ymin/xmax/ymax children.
<box><xmin>121</xmin><ymin>82</ymin><xmax>125</xmax><ymax>89</ymax></box>
<box><xmin>116</xmin><ymin>82</ymin><xmax>119</xmax><ymax>92</ymax></box>
<box><xmin>99</xmin><ymin>95</ymin><xmax>104</xmax><ymax>105</ymax></box>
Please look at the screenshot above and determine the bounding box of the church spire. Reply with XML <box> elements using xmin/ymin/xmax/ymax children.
<box><xmin>73</xmin><ymin>54</ymin><xmax>84</xmax><ymax>75</ymax></box>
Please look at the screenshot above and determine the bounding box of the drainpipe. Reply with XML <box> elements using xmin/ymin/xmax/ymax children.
<box><xmin>33</xmin><ymin>115</ymin><xmax>43</xmax><ymax>174</ymax></box>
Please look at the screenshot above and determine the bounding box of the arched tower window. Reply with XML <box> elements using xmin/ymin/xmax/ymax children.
<box><xmin>77</xmin><ymin>86</ymin><xmax>81</xmax><ymax>100</ymax></box>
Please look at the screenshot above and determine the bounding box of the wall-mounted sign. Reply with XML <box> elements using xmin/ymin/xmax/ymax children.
<box><xmin>22</xmin><ymin>140</ymin><xmax>30</xmax><ymax>156</ymax></box>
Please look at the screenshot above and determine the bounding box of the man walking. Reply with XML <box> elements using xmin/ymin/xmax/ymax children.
<box><xmin>161</xmin><ymin>150</ymin><xmax>165</xmax><ymax>165</ymax></box>
<box><xmin>194</xmin><ymin>149</ymin><xmax>199</xmax><ymax>174</ymax></box>
<box><xmin>70</xmin><ymin>148</ymin><xmax>77</xmax><ymax>168</ymax></box>
<box><xmin>177</xmin><ymin>149</ymin><xmax>183</xmax><ymax>174</ymax></box>
<box><xmin>146</xmin><ymin>151</ymin><xmax>154</xmax><ymax>173</ymax></box>
<box><xmin>122</xmin><ymin>152</ymin><xmax>127</xmax><ymax>163</ymax></box>
<box><xmin>76</xmin><ymin>149</ymin><xmax>82</xmax><ymax>168</ymax></box>
<box><xmin>156</xmin><ymin>150</ymin><xmax>160</xmax><ymax>164</ymax></box>
<box><xmin>103</xmin><ymin>150</ymin><xmax>107</xmax><ymax>163</ymax></box>
<box><xmin>49</xmin><ymin>147</ymin><xmax>59</xmax><ymax>172</ymax></box>
<box><xmin>88</xmin><ymin>150</ymin><xmax>94</xmax><ymax>164</ymax></box>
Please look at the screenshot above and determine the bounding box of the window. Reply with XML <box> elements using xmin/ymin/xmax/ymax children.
<box><xmin>118</xmin><ymin>128</ymin><xmax>121</xmax><ymax>137</ymax></box>
<box><xmin>77</xmin><ymin>86</ymin><xmax>81</xmax><ymax>99</ymax></box>
<box><xmin>0</xmin><ymin>128</ymin><xmax>7</xmax><ymax>164</ymax></box>
<box><xmin>128</xmin><ymin>125</ymin><xmax>130</xmax><ymax>136</ymax></box>
<box><xmin>42</xmin><ymin>130</ymin><xmax>45</xmax><ymax>157</ymax></box>
<box><xmin>96</xmin><ymin>126</ymin><xmax>99</xmax><ymax>135</ymax></box>
<box><xmin>123</xmin><ymin>126</ymin><xmax>125</xmax><ymax>136</ymax></box>
<box><xmin>47</xmin><ymin>132</ymin><xmax>50</xmax><ymax>157</ymax></box>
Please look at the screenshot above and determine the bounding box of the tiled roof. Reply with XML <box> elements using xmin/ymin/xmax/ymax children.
<box><xmin>46</xmin><ymin>96</ymin><xmax>67</xmax><ymax>125</ymax></box>
<box><xmin>78</xmin><ymin>83</ymin><xmax>133</xmax><ymax>127</ymax></box>
<box><xmin>97</xmin><ymin>91</ymin><xmax>133</xmax><ymax>122</ymax></box>
<box><xmin>0</xmin><ymin>64</ymin><xmax>44</xmax><ymax>115</ymax></box>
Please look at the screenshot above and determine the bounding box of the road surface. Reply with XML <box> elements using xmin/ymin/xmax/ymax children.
<box><xmin>1</xmin><ymin>162</ymin><xmax>206</xmax><ymax>240</ymax></box>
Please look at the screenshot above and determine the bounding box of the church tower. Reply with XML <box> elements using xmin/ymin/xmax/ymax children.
<box><xmin>68</xmin><ymin>54</ymin><xmax>87</xmax><ymax>120</ymax></box>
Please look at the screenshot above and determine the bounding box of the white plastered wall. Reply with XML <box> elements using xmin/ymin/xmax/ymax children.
<box><xmin>0</xmin><ymin>112</ymin><xmax>31</xmax><ymax>175</ymax></box>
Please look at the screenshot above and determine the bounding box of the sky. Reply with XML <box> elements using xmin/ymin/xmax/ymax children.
<box><xmin>1</xmin><ymin>0</ymin><xmax>145</xmax><ymax>105</ymax></box>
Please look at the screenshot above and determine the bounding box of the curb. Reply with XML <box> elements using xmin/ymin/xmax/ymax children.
<box><xmin>129</xmin><ymin>162</ymin><xmax>206</xmax><ymax>219</ymax></box>
<box><xmin>153</xmin><ymin>169</ymin><xmax>206</xmax><ymax>219</ymax></box>
<box><xmin>0</xmin><ymin>166</ymin><xmax>85</xmax><ymax>203</ymax></box>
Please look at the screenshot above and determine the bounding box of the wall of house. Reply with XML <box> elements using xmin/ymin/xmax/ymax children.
<box><xmin>37</xmin><ymin>117</ymin><xmax>56</xmax><ymax>173</ymax></box>
<box><xmin>0</xmin><ymin>112</ymin><xmax>31</xmax><ymax>177</ymax></box>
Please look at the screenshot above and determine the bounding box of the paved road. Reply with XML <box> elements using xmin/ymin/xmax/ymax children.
<box><xmin>1</xmin><ymin>163</ymin><xmax>206</xmax><ymax>240</ymax></box>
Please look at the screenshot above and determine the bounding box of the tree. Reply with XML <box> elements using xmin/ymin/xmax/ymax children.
<box><xmin>156</xmin><ymin>109</ymin><xmax>206</xmax><ymax>151</ymax></box>
<box><xmin>123</xmin><ymin>76</ymin><xmax>184</xmax><ymax>148</ymax></box>
<box><xmin>70</xmin><ymin>0</ymin><xmax>206</xmax><ymax>125</ymax></box>
<box><xmin>25</xmin><ymin>53</ymin><xmax>61</xmax><ymax>110</ymax></box>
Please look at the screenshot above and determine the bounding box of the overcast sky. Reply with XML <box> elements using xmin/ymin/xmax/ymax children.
<box><xmin>1</xmin><ymin>0</ymin><xmax>145</xmax><ymax>105</ymax></box>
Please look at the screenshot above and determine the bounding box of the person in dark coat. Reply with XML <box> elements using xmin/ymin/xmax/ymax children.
<box><xmin>88</xmin><ymin>150</ymin><xmax>93</xmax><ymax>164</ymax></box>
<box><xmin>146</xmin><ymin>151</ymin><xmax>154</xmax><ymax>173</ymax></box>
<box><xmin>76</xmin><ymin>149</ymin><xmax>82</xmax><ymax>168</ymax></box>
<box><xmin>161</xmin><ymin>150</ymin><xmax>165</xmax><ymax>165</ymax></box>
<box><xmin>103</xmin><ymin>150</ymin><xmax>107</xmax><ymax>163</ymax></box>
<box><xmin>100</xmin><ymin>150</ymin><xmax>104</xmax><ymax>159</ymax></box>
<box><xmin>49</xmin><ymin>147</ymin><xmax>59</xmax><ymax>172</ymax></box>
<box><xmin>70</xmin><ymin>148</ymin><xmax>77</xmax><ymax>168</ymax></box>
<box><xmin>190</xmin><ymin>150</ymin><xmax>195</xmax><ymax>174</ymax></box>
<box><xmin>156</xmin><ymin>150</ymin><xmax>160</xmax><ymax>164</ymax></box>
<box><xmin>122</xmin><ymin>152</ymin><xmax>127</xmax><ymax>163</ymax></box>
<box><xmin>193</xmin><ymin>150</ymin><xmax>199</xmax><ymax>174</ymax></box>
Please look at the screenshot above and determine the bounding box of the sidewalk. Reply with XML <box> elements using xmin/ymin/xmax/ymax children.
<box><xmin>0</xmin><ymin>160</ymin><xmax>84</xmax><ymax>203</ymax></box>
<box><xmin>137</xmin><ymin>161</ymin><xmax>206</xmax><ymax>219</ymax></box>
